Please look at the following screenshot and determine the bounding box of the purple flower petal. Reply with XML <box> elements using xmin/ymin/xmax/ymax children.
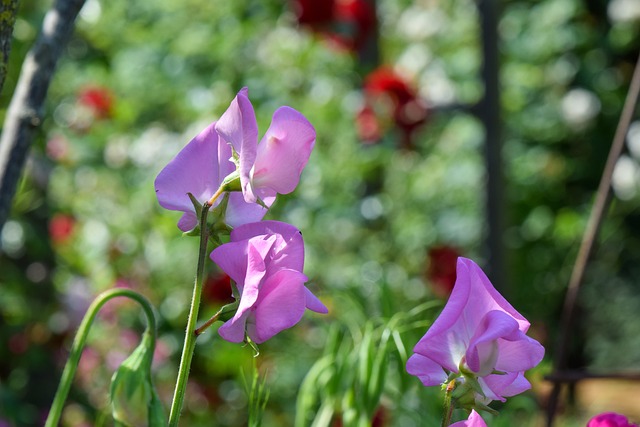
<box><xmin>479</xmin><ymin>371</ymin><xmax>531</xmax><ymax>401</ymax></box>
<box><xmin>212</xmin><ymin>220</ymin><xmax>327</xmax><ymax>344</ymax></box>
<box><xmin>450</xmin><ymin>410</ymin><xmax>487</xmax><ymax>427</ymax></box>
<box><xmin>210</xmin><ymin>239</ymin><xmax>249</xmax><ymax>288</ymax></box>
<box><xmin>224</xmin><ymin>191</ymin><xmax>275</xmax><ymax>228</ymax></box>
<box><xmin>154</xmin><ymin>122</ymin><xmax>222</xmax><ymax>231</ymax></box>
<box><xmin>252</xmin><ymin>106</ymin><xmax>316</xmax><ymax>196</ymax></box>
<box><xmin>406</xmin><ymin>353</ymin><xmax>448</xmax><ymax>387</ymax></box>
<box><xmin>233</xmin><ymin>235</ymin><xmax>277</xmax><ymax>319</ymax></box>
<box><xmin>305</xmin><ymin>287</ymin><xmax>328</xmax><ymax>313</ymax></box>
<box><xmin>215</xmin><ymin>88</ymin><xmax>259</xmax><ymax>203</ymax></box>
<box><xmin>407</xmin><ymin>257</ymin><xmax>544</xmax><ymax>403</ymax></box>
<box><xmin>465</xmin><ymin>310</ymin><xmax>521</xmax><ymax>375</ymax></box>
<box><xmin>218</xmin><ymin>310</ymin><xmax>250</xmax><ymax>343</ymax></box>
<box><xmin>248</xmin><ymin>269</ymin><xmax>308</xmax><ymax>343</ymax></box>
<box><xmin>230</xmin><ymin>220</ymin><xmax>305</xmax><ymax>273</ymax></box>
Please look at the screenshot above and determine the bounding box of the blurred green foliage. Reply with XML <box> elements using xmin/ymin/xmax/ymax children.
<box><xmin>0</xmin><ymin>0</ymin><xmax>639</xmax><ymax>425</ymax></box>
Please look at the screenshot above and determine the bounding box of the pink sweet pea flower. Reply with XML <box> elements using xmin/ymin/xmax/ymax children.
<box><xmin>407</xmin><ymin>257</ymin><xmax>544</xmax><ymax>402</ymax></box>
<box><xmin>210</xmin><ymin>220</ymin><xmax>327</xmax><ymax>344</ymax></box>
<box><xmin>587</xmin><ymin>413</ymin><xmax>639</xmax><ymax>427</ymax></box>
<box><xmin>154</xmin><ymin>122</ymin><xmax>272</xmax><ymax>231</ymax></box>
<box><xmin>155</xmin><ymin>88</ymin><xmax>314</xmax><ymax>231</ymax></box>
<box><xmin>215</xmin><ymin>88</ymin><xmax>316</xmax><ymax>205</ymax></box>
<box><xmin>450</xmin><ymin>410</ymin><xmax>487</xmax><ymax>427</ymax></box>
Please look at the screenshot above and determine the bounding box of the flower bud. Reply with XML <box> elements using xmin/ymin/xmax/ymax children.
<box><xmin>110</xmin><ymin>331</ymin><xmax>166</xmax><ymax>426</ymax></box>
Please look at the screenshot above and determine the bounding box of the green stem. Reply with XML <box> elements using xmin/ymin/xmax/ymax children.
<box><xmin>168</xmin><ymin>201</ymin><xmax>211</xmax><ymax>426</ymax></box>
<box><xmin>45</xmin><ymin>288</ymin><xmax>157</xmax><ymax>427</ymax></box>
<box><xmin>441</xmin><ymin>379</ymin><xmax>456</xmax><ymax>427</ymax></box>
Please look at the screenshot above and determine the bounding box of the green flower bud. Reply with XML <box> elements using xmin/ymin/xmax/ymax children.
<box><xmin>110</xmin><ymin>331</ymin><xmax>167</xmax><ymax>427</ymax></box>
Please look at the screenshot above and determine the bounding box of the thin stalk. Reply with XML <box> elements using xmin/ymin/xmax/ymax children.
<box><xmin>45</xmin><ymin>288</ymin><xmax>157</xmax><ymax>427</ymax></box>
<box><xmin>441</xmin><ymin>380</ymin><xmax>456</xmax><ymax>427</ymax></box>
<box><xmin>194</xmin><ymin>309</ymin><xmax>222</xmax><ymax>336</ymax></box>
<box><xmin>168</xmin><ymin>201</ymin><xmax>211</xmax><ymax>426</ymax></box>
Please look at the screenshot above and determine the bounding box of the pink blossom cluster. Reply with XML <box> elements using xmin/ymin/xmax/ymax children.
<box><xmin>155</xmin><ymin>88</ymin><xmax>327</xmax><ymax>344</ymax></box>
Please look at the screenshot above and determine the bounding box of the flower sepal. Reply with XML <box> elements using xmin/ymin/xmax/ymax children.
<box><xmin>220</xmin><ymin>170</ymin><xmax>242</xmax><ymax>192</ymax></box>
<box><xmin>217</xmin><ymin>300</ymin><xmax>240</xmax><ymax>323</ymax></box>
<box><xmin>449</xmin><ymin>375</ymin><xmax>498</xmax><ymax>416</ymax></box>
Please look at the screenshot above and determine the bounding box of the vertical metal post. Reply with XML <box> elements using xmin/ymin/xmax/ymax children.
<box><xmin>477</xmin><ymin>0</ymin><xmax>506</xmax><ymax>293</ymax></box>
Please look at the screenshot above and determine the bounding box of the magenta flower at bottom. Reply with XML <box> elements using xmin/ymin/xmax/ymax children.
<box><xmin>587</xmin><ymin>413</ymin><xmax>639</xmax><ymax>427</ymax></box>
<box><xmin>210</xmin><ymin>221</ymin><xmax>327</xmax><ymax>344</ymax></box>
<box><xmin>450</xmin><ymin>410</ymin><xmax>487</xmax><ymax>427</ymax></box>
<box><xmin>407</xmin><ymin>257</ymin><xmax>544</xmax><ymax>403</ymax></box>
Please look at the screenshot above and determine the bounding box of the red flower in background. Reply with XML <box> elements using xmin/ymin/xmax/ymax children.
<box><xmin>202</xmin><ymin>272</ymin><xmax>235</xmax><ymax>305</ymax></box>
<box><xmin>359</xmin><ymin>67</ymin><xmax>430</xmax><ymax>149</ymax></box>
<box><xmin>291</xmin><ymin>0</ymin><xmax>376</xmax><ymax>52</ymax></box>
<box><xmin>292</xmin><ymin>0</ymin><xmax>335</xmax><ymax>28</ymax></box>
<box><xmin>49</xmin><ymin>214</ymin><xmax>75</xmax><ymax>245</ymax></box>
<box><xmin>331</xmin><ymin>0</ymin><xmax>377</xmax><ymax>51</ymax></box>
<box><xmin>77</xmin><ymin>86</ymin><xmax>114</xmax><ymax>119</ymax></box>
<box><xmin>426</xmin><ymin>245</ymin><xmax>460</xmax><ymax>298</ymax></box>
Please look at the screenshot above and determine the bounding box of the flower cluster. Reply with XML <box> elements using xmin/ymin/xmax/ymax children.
<box><xmin>155</xmin><ymin>87</ymin><xmax>315</xmax><ymax>231</ymax></box>
<box><xmin>407</xmin><ymin>257</ymin><xmax>544</xmax><ymax>409</ymax></box>
<box><xmin>155</xmin><ymin>88</ymin><xmax>326</xmax><ymax>344</ymax></box>
<box><xmin>211</xmin><ymin>221</ymin><xmax>327</xmax><ymax>343</ymax></box>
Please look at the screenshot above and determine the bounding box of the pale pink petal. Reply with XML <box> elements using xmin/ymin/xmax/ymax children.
<box><xmin>249</xmin><ymin>269</ymin><xmax>307</xmax><ymax>343</ymax></box>
<box><xmin>406</xmin><ymin>353</ymin><xmax>448</xmax><ymax>387</ymax></box>
<box><xmin>252</xmin><ymin>106</ymin><xmax>315</xmax><ymax>195</ymax></box>
<box><xmin>154</xmin><ymin>122</ymin><xmax>221</xmax><ymax>231</ymax></box>
<box><xmin>215</xmin><ymin>88</ymin><xmax>258</xmax><ymax>203</ymax></box>
<box><xmin>234</xmin><ymin>235</ymin><xmax>276</xmax><ymax>315</ymax></box>
<box><xmin>305</xmin><ymin>287</ymin><xmax>328</xmax><ymax>313</ymax></box>
<box><xmin>450</xmin><ymin>410</ymin><xmax>487</xmax><ymax>427</ymax></box>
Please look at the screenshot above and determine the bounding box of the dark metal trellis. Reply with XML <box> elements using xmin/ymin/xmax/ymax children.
<box><xmin>546</xmin><ymin>53</ymin><xmax>640</xmax><ymax>426</ymax></box>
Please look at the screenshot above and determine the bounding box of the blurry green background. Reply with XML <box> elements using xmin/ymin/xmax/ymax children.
<box><xmin>1</xmin><ymin>0</ymin><xmax>639</xmax><ymax>425</ymax></box>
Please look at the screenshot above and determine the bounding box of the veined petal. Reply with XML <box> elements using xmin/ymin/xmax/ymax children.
<box><xmin>215</xmin><ymin>88</ymin><xmax>259</xmax><ymax>203</ymax></box>
<box><xmin>406</xmin><ymin>353</ymin><xmax>448</xmax><ymax>386</ymax></box>
<box><xmin>154</xmin><ymin>122</ymin><xmax>221</xmax><ymax>231</ymax></box>
<box><xmin>252</xmin><ymin>106</ymin><xmax>315</xmax><ymax>195</ymax></box>
<box><xmin>249</xmin><ymin>269</ymin><xmax>307</xmax><ymax>343</ymax></box>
